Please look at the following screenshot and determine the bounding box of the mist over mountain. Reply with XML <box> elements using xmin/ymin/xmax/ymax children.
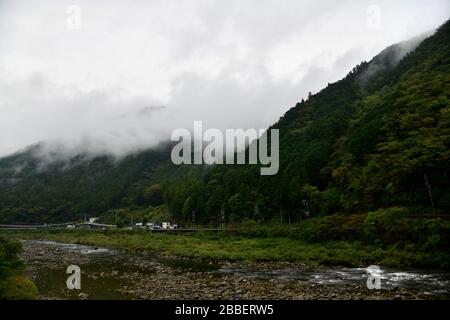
<box><xmin>0</xmin><ymin>30</ymin><xmax>437</xmax><ymax>164</ymax></box>
<box><xmin>0</xmin><ymin>19</ymin><xmax>449</xmax><ymax>224</ymax></box>
<box><xmin>1</xmin><ymin>0</ymin><xmax>449</xmax><ymax>158</ymax></box>
<box><xmin>357</xmin><ymin>31</ymin><xmax>434</xmax><ymax>86</ymax></box>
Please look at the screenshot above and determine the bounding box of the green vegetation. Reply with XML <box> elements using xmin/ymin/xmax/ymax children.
<box><xmin>1</xmin><ymin>21</ymin><xmax>449</xmax><ymax>226</ymax></box>
<box><xmin>98</xmin><ymin>205</ymin><xmax>171</xmax><ymax>226</ymax></box>
<box><xmin>0</xmin><ymin>21</ymin><xmax>449</xmax><ymax>279</ymax></box>
<box><xmin>159</xmin><ymin>21</ymin><xmax>450</xmax><ymax>225</ymax></box>
<box><xmin>6</xmin><ymin>209</ymin><xmax>450</xmax><ymax>268</ymax></box>
<box><xmin>0</xmin><ymin>147</ymin><xmax>171</xmax><ymax>223</ymax></box>
<box><xmin>0</xmin><ymin>236</ymin><xmax>38</xmax><ymax>299</ymax></box>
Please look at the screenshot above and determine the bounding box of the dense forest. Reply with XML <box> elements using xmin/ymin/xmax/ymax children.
<box><xmin>0</xmin><ymin>20</ymin><xmax>449</xmax><ymax>225</ymax></box>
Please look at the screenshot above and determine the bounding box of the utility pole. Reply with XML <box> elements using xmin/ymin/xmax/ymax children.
<box><xmin>192</xmin><ymin>209</ymin><xmax>196</xmax><ymax>229</ymax></box>
<box><xmin>424</xmin><ymin>174</ymin><xmax>436</xmax><ymax>214</ymax></box>
<box><xmin>302</xmin><ymin>199</ymin><xmax>311</xmax><ymax>218</ymax></box>
<box><xmin>220</xmin><ymin>207</ymin><xmax>225</xmax><ymax>229</ymax></box>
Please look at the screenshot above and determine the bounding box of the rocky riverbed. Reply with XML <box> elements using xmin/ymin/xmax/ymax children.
<box><xmin>20</xmin><ymin>240</ymin><xmax>450</xmax><ymax>300</ymax></box>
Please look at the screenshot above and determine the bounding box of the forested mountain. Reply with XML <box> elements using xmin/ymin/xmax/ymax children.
<box><xmin>0</xmin><ymin>20</ymin><xmax>449</xmax><ymax>224</ymax></box>
<box><xmin>160</xmin><ymin>20</ymin><xmax>450</xmax><ymax>225</ymax></box>
<box><xmin>0</xmin><ymin>144</ymin><xmax>172</xmax><ymax>223</ymax></box>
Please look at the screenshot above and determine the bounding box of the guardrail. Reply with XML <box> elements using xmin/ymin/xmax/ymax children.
<box><xmin>0</xmin><ymin>222</ymin><xmax>77</xmax><ymax>229</ymax></box>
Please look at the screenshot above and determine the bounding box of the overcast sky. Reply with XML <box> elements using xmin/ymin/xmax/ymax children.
<box><xmin>0</xmin><ymin>0</ymin><xmax>449</xmax><ymax>157</ymax></box>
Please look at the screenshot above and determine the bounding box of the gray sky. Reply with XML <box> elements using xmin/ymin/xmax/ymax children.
<box><xmin>0</xmin><ymin>0</ymin><xmax>449</xmax><ymax>157</ymax></box>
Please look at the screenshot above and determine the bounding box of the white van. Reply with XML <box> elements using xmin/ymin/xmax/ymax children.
<box><xmin>162</xmin><ymin>222</ymin><xmax>170</xmax><ymax>229</ymax></box>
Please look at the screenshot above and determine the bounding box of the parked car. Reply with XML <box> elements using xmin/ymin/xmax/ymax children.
<box><xmin>134</xmin><ymin>222</ymin><xmax>145</xmax><ymax>229</ymax></box>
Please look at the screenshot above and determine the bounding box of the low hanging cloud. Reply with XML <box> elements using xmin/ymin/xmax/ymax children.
<box><xmin>0</xmin><ymin>0</ymin><xmax>449</xmax><ymax>158</ymax></box>
<box><xmin>357</xmin><ymin>31</ymin><xmax>435</xmax><ymax>86</ymax></box>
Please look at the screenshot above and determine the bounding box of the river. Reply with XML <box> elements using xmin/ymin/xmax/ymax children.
<box><xmin>20</xmin><ymin>240</ymin><xmax>450</xmax><ymax>300</ymax></box>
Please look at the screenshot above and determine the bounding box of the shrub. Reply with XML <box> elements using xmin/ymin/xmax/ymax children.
<box><xmin>0</xmin><ymin>275</ymin><xmax>38</xmax><ymax>300</ymax></box>
<box><xmin>363</xmin><ymin>207</ymin><xmax>412</xmax><ymax>243</ymax></box>
<box><xmin>0</xmin><ymin>236</ymin><xmax>38</xmax><ymax>300</ymax></box>
<box><xmin>240</xmin><ymin>219</ymin><xmax>268</xmax><ymax>238</ymax></box>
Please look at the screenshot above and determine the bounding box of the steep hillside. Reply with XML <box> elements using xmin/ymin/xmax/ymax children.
<box><xmin>160</xmin><ymin>20</ymin><xmax>450</xmax><ymax>224</ymax></box>
<box><xmin>0</xmin><ymin>20</ymin><xmax>449</xmax><ymax>224</ymax></box>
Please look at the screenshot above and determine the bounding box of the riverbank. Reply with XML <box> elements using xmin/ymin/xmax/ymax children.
<box><xmin>4</xmin><ymin>228</ymin><xmax>450</xmax><ymax>269</ymax></box>
<box><xmin>20</xmin><ymin>240</ymin><xmax>450</xmax><ymax>300</ymax></box>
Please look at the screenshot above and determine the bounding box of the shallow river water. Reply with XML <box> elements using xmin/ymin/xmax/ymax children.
<box><xmin>21</xmin><ymin>240</ymin><xmax>450</xmax><ymax>300</ymax></box>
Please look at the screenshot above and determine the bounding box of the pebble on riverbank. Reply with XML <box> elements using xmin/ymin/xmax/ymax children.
<box><xmin>20</xmin><ymin>240</ymin><xmax>433</xmax><ymax>300</ymax></box>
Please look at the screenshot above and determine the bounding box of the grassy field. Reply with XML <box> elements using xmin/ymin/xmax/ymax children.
<box><xmin>4</xmin><ymin>227</ymin><xmax>449</xmax><ymax>269</ymax></box>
